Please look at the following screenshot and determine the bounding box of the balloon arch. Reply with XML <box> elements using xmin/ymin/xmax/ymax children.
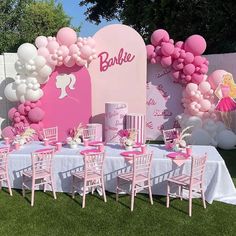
<box><xmin>2</xmin><ymin>26</ymin><xmax>236</xmax><ymax>149</ymax></box>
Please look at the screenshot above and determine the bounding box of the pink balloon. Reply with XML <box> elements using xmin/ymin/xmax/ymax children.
<box><xmin>28</xmin><ymin>107</ymin><xmax>45</xmax><ymax>123</ymax></box>
<box><xmin>207</xmin><ymin>70</ymin><xmax>228</xmax><ymax>90</ymax></box>
<box><xmin>80</xmin><ymin>45</ymin><xmax>93</xmax><ymax>59</ymax></box>
<box><xmin>200</xmin><ymin>99</ymin><xmax>211</xmax><ymax>111</ymax></box>
<box><xmin>184</xmin><ymin>35</ymin><xmax>207</xmax><ymax>56</ymax></box>
<box><xmin>199</xmin><ymin>81</ymin><xmax>211</xmax><ymax>94</ymax></box>
<box><xmin>161</xmin><ymin>43</ymin><xmax>174</xmax><ymax>56</ymax></box>
<box><xmin>14</xmin><ymin>112</ymin><xmax>20</xmax><ymax>117</ymax></box>
<box><xmin>35</xmin><ymin>100</ymin><xmax>42</xmax><ymax>107</ymax></box>
<box><xmin>192</xmin><ymin>73</ymin><xmax>204</xmax><ymax>84</ymax></box>
<box><xmin>30</xmin><ymin>123</ymin><xmax>41</xmax><ymax>132</ymax></box>
<box><xmin>199</xmin><ymin>64</ymin><xmax>208</xmax><ymax>74</ymax></box>
<box><xmin>56</xmin><ymin>27</ymin><xmax>77</xmax><ymax>47</ymax></box>
<box><xmin>184</xmin><ymin>52</ymin><xmax>194</xmax><ymax>64</ymax></box>
<box><xmin>150</xmin><ymin>58</ymin><xmax>156</xmax><ymax>64</ymax></box>
<box><xmin>18</xmin><ymin>104</ymin><xmax>26</xmax><ymax>115</ymax></box>
<box><xmin>151</xmin><ymin>29</ymin><xmax>169</xmax><ymax>46</ymax></box>
<box><xmin>146</xmin><ymin>45</ymin><xmax>155</xmax><ymax>60</ymax></box>
<box><xmin>160</xmin><ymin>56</ymin><xmax>172</xmax><ymax>67</ymax></box>
<box><xmin>183</xmin><ymin>64</ymin><xmax>195</xmax><ymax>75</ymax></box>
<box><xmin>172</xmin><ymin>71</ymin><xmax>180</xmax><ymax>80</ymax></box>
<box><xmin>8</xmin><ymin>107</ymin><xmax>17</xmax><ymax>121</ymax></box>
<box><xmin>64</xmin><ymin>56</ymin><xmax>76</xmax><ymax>67</ymax></box>
<box><xmin>172</xmin><ymin>48</ymin><xmax>181</xmax><ymax>59</ymax></box>
<box><xmin>14</xmin><ymin>117</ymin><xmax>21</xmax><ymax>123</ymax></box>
<box><xmin>193</xmin><ymin>56</ymin><xmax>205</xmax><ymax>66</ymax></box>
<box><xmin>69</xmin><ymin>44</ymin><xmax>80</xmax><ymax>55</ymax></box>
<box><xmin>2</xmin><ymin>126</ymin><xmax>15</xmax><ymax>139</ymax></box>
<box><xmin>47</xmin><ymin>41</ymin><xmax>59</xmax><ymax>54</ymax></box>
<box><xmin>186</xmin><ymin>83</ymin><xmax>198</xmax><ymax>95</ymax></box>
<box><xmin>25</xmin><ymin>106</ymin><xmax>31</xmax><ymax>112</ymax></box>
<box><xmin>58</xmin><ymin>45</ymin><xmax>69</xmax><ymax>58</ymax></box>
<box><xmin>37</xmin><ymin>47</ymin><xmax>50</xmax><ymax>58</ymax></box>
<box><xmin>35</xmin><ymin>36</ymin><xmax>48</xmax><ymax>48</ymax></box>
<box><xmin>172</xmin><ymin>61</ymin><xmax>184</xmax><ymax>70</ymax></box>
<box><xmin>175</xmin><ymin>41</ymin><xmax>184</xmax><ymax>49</ymax></box>
<box><xmin>25</xmin><ymin>101</ymin><xmax>31</xmax><ymax>106</ymax></box>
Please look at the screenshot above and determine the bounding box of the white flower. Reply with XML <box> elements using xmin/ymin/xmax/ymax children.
<box><xmin>125</xmin><ymin>139</ymin><xmax>134</xmax><ymax>147</ymax></box>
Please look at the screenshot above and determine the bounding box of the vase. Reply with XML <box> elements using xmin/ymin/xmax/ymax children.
<box><xmin>70</xmin><ymin>143</ymin><xmax>78</xmax><ymax>149</ymax></box>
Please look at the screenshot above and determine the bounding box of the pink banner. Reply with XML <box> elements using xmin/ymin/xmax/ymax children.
<box><xmin>105</xmin><ymin>102</ymin><xmax>128</xmax><ymax>143</ymax></box>
<box><xmin>125</xmin><ymin>113</ymin><xmax>146</xmax><ymax>144</ymax></box>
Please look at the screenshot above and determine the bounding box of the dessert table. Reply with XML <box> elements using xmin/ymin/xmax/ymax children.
<box><xmin>1</xmin><ymin>141</ymin><xmax>236</xmax><ymax>205</ymax></box>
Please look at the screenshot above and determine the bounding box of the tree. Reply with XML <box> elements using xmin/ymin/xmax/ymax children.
<box><xmin>79</xmin><ymin>0</ymin><xmax>236</xmax><ymax>54</ymax></box>
<box><xmin>0</xmin><ymin>0</ymin><xmax>78</xmax><ymax>54</ymax></box>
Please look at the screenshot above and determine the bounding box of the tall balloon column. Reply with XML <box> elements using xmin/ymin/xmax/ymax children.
<box><xmin>2</xmin><ymin>27</ymin><xmax>97</xmax><ymax>139</ymax></box>
<box><xmin>146</xmin><ymin>29</ymin><xmax>236</xmax><ymax>149</ymax></box>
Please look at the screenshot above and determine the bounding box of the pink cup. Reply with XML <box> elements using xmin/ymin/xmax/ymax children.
<box><xmin>14</xmin><ymin>142</ymin><xmax>20</xmax><ymax>150</ymax></box>
<box><xmin>56</xmin><ymin>142</ymin><xmax>62</xmax><ymax>151</ymax></box>
<box><xmin>186</xmin><ymin>146</ymin><xmax>192</xmax><ymax>156</ymax></box>
<box><xmin>83</xmin><ymin>139</ymin><xmax>89</xmax><ymax>147</ymax></box>
<box><xmin>4</xmin><ymin>137</ymin><xmax>10</xmax><ymax>145</ymax></box>
<box><xmin>141</xmin><ymin>144</ymin><xmax>147</xmax><ymax>154</ymax></box>
<box><xmin>44</xmin><ymin>139</ymin><xmax>49</xmax><ymax>146</ymax></box>
<box><xmin>98</xmin><ymin>144</ymin><xmax>105</xmax><ymax>152</ymax></box>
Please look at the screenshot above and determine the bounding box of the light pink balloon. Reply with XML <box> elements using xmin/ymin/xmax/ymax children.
<box><xmin>186</xmin><ymin>83</ymin><xmax>198</xmax><ymax>95</ymax></box>
<box><xmin>56</xmin><ymin>27</ymin><xmax>77</xmax><ymax>47</ymax></box>
<box><xmin>35</xmin><ymin>36</ymin><xmax>48</xmax><ymax>48</ymax></box>
<box><xmin>87</xmin><ymin>37</ymin><xmax>96</xmax><ymax>48</ymax></box>
<box><xmin>47</xmin><ymin>41</ymin><xmax>59</xmax><ymax>54</ymax></box>
<box><xmin>150</xmin><ymin>58</ymin><xmax>156</xmax><ymax>64</ymax></box>
<box><xmin>193</xmin><ymin>55</ymin><xmax>205</xmax><ymax>66</ymax></box>
<box><xmin>200</xmin><ymin>99</ymin><xmax>211</xmax><ymax>111</ymax></box>
<box><xmin>199</xmin><ymin>81</ymin><xmax>211</xmax><ymax>94</ymax></box>
<box><xmin>183</xmin><ymin>64</ymin><xmax>195</xmax><ymax>75</ymax></box>
<box><xmin>146</xmin><ymin>44</ymin><xmax>155</xmax><ymax>60</ymax></box>
<box><xmin>69</xmin><ymin>44</ymin><xmax>80</xmax><ymax>55</ymax></box>
<box><xmin>2</xmin><ymin>126</ymin><xmax>15</xmax><ymax>139</ymax></box>
<box><xmin>207</xmin><ymin>70</ymin><xmax>228</xmax><ymax>90</ymax></box>
<box><xmin>28</xmin><ymin>107</ymin><xmax>45</xmax><ymax>123</ymax></box>
<box><xmin>58</xmin><ymin>45</ymin><xmax>69</xmax><ymax>58</ymax></box>
<box><xmin>8</xmin><ymin>107</ymin><xmax>17</xmax><ymax>120</ymax></box>
<box><xmin>14</xmin><ymin>117</ymin><xmax>21</xmax><ymax>123</ymax></box>
<box><xmin>151</xmin><ymin>29</ymin><xmax>169</xmax><ymax>46</ymax></box>
<box><xmin>160</xmin><ymin>56</ymin><xmax>172</xmax><ymax>67</ymax></box>
<box><xmin>184</xmin><ymin>35</ymin><xmax>207</xmax><ymax>56</ymax></box>
<box><xmin>64</xmin><ymin>56</ymin><xmax>76</xmax><ymax>67</ymax></box>
<box><xmin>161</xmin><ymin>43</ymin><xmax>174</xmax><ymax>56</ymax></box>
<box><xmin>80</xmin><ymin>45</ymin><xmax>93</xmax><ymax>59</ymax></box>
<box><xmin>192</xmin><ymin>73</ymin><xmax>204</xmax><ymax>84</ymax></box>
<box><xmin>37</xmin><ymin>47</ymin><xmax>50</xmax><ymax>58</ymax></box>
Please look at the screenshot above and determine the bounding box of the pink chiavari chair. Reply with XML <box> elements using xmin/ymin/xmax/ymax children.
<box><xmin>163</xmin><ymin>128</ymin><xmax>179</xmax><ymax>144</ymax></box>
<box><xmin>72</xmin><ymin>152</ymin><xmax>106</xmax><ymax>208</ymax></box>
<box><xmin>116</xmin><ymin>152</ymin><xmax>153</xmax><ymax>211</ymax></box>
<box><xmin>0</xmin><ymin>147</ymin><xmax>12</xmax><ymax>196</ymax></box>
<box><xmin>82</xmin><ymin>127</ymin><xmax>96</xmax><ymax>141</ymax></box>
<box><xmin>166</xmin><ymin>154</ymin><xmax>207</xmax><ymax>217</ymax></box>
<box><xmin>43</xmin><ymin>127</ymin><xmax>58</xmax><ymax>144</ymax></box>
<box><xmin>22</xmin><ymin>148</ymin><xmax>57</xmax><ymax>206</ymax></box>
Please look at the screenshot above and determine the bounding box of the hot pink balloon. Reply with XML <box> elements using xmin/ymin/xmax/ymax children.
<box><xmin>207</xmin><ymin>70</ymin><xmax>228</xmax><ymax>90</ymax></box>
<box><xmin>8</xmin><ymin>107</ymin><xmax>17</xmax><ymax>120</ymax></box>
<box><xmin>56</xmin><ymin>27</ymin><xmax>77</xmax><ymax>47</ymax></box>
<box><xmin>184</xmin><ymin>52</ymin><xmax>194</xmax><ymax>64</ymax></box>
<box><xmin>160</xmin><ymin>56</ymin><xmax>172</xmax><ymax>67</ymax></box>
<box><xmin>18</xmin><ymin>104</ymin><xmax>26</xmax><ymax>115</ymax></box>
<box><xmin>193</xmin><ymin>56</ymin><xmax>205</xmax><ymax>66</ymax></box>
<box><xmin>151</xmin><ymin>29</ymin><xmax>170</xmax><ymax>46</ymax></box>
<box><xmin>183</xmin><ymin>64</ymin><xmax>195</xmax><ymax>75</ymax></box>
<box><xmin>184</xmin><ymin>35</ymin><xmax>207</xmax><ymax>56</ymax></box>
<box><xmin>2</xmin><ymin>126</ymin><xmax>15</xmax><ymax>139</ymax></box>
<box><xmin>146</xmin><ymin>44</ymin><xmax>155</xmax><ymax>60</ymax></box>
<box><xmin>192</xmin><ymin>73</ymin><xmax>204</xmax><ymax>84</ymax></box>
<box><xmin>175</xmin><ymin>41</ymin><xmax>184</xmax><ymax>49</ymax></box>
<box><xmin>172</xmin><ymin>71</ymin><xmax>180</xmax><ymax>80</ymax></box>
<box><xmin>30</xmin><ymin>123</ymin><xmax>41</xmax><ymax>132</ymax></box>
<box><xmin>161</xmin><ymin>43</ymin><xmax>174</xmax><ymax>56</ymax></box>
<box><xmin>28</xmin><ymin>107</ymin><xmax>45</xmax><ymax>123</ymax></box>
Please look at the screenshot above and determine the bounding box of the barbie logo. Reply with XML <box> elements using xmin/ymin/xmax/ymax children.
<box><xmin>98</xmin><ymin>48</ymin><xmax>135</xmax><ymax>72</ymax></box>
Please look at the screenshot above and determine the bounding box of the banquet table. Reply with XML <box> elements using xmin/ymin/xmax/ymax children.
<box><xmin>1</xmin><ymin>141</ymin><xmax>236</xmax><ymax>205</ymax></box>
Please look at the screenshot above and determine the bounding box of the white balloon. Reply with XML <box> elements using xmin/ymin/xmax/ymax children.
<box><xmin>216</xmin><ymin>130</ymin><xmax>236</xmax><ymax>150</ymax></box>
<box><xmin>17</xmin><ymin>43</ymin><xmax>38</xmax><ymax>62</ymax></box>
<box><xmin>25</xmin><ymin>88</ymin><xmax>43</xmax><ymax>101</ymax></box>
<box><xmin>190</xmin><ymin>128</ymin><xmax>216</xmax><ymax>146</ymax></box>
<box><xmin>26</xmin><ymin>77</ymin><xmax>38</xmax><ymax>84</ymax></box>
<box><xmin>185</xmin><ymin>116</ymin><xmax>202</xmax><ymax>129</ymax></box>
<box><xmin>34</xmin><ymin>56</ymin><xmax>46</xmax><ymax>69</ymax></box>
<box><xmin>16</xmin><ymin>83</ymin><xmax>27</xmax><ymax>96</ymax></box>
<box><xmin>4</xmin><ymin>83</ymin><xmax>18</xmax><ymax>102</ymax></box>
<box><xmin>38</xmin><ymin>65</ymin><xmax>52</xmax><ymax>79</ymax></box>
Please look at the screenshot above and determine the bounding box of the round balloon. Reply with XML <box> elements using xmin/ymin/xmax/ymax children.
<box><xmin>184</xmin><ymin>35</ymin><xmax>207</xmax><ymax>56</ymax></box>
<box><xmin>17</xmin><ymin>43</ymin><xmax>38</xmax><ymax>62</ymax></box>
<box><xmin>56</xmin><ymin>27</ymin><xmax>77</xmax><ymax>47</ymax></box>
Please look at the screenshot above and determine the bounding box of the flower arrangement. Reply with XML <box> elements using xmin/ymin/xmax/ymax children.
<box><xmin>118</xmin><ymin>129</ymin><xmax>137</xmax><ymax>150</ymax></box>
<box><xmin>14</xmin><ymin>127</ymin><xmax>36</xmax><ymax>145</ymax></box>
<box><xmin>67</xmin><ymin>123</ymin><xmax>84</xmax><ymax>148</ymax></box>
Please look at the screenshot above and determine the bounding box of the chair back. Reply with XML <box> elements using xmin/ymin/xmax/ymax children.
<box><xmin>43</xmin><ymin>127</ymin><xmax>58</xmax><ymax>143</ymax></box>
<box><xmin>163</xmin><ymin>128</ymin><xmax>179</xmax><ymax>144</ymax></box>
<box><xmin>84</xmin><ymin>152</ymin><xmax>105</xmax><ymax>176</ymax></box>
<box><xmin>0</xmin><ymin>147</ymin><xmax>9</xmax><ymax>171</ymax></box>
<box><xmin>190</xmin><ymin>154</ymin><xmax>207</xmax><ymax>184</ymax></box>
<box><xmin>132</xmin><ymin>152</ymin><xmax>153</xmax><ymax>179</ymax></box>
<box><xmin>31</xmin><ymin>149</ymin><xmax>54</xmax><ymax>175</ymax></box>
<box><xmin>83</xmin><ymin>127</ymin><xmax>96</xmax><ymax>141</ymax></box>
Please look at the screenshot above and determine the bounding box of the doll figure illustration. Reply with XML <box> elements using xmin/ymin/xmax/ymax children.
<box><xmin>56</xmin><ymin>73</ymin><xmax>76</xmax><ymax>99</ymax></box>
<box><xmin>215</xmin><ymin>73</ymin><xmax>236</xmax><ymax>128</ymax></box>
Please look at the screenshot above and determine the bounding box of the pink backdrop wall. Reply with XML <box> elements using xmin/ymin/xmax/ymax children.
<box><xmin>41</xmin><ymin>65</ymin><xmax>92</xmax><ymax>141</ymax></box>
<box><xmin>88</xmin><ymin>24</ymin><xmax>147</xmax><ymax>132</ymax></box>
<box><xmin>146</xmin><ymin>64</ymin><xmax>184</xmax><ymax>140</ymax></box>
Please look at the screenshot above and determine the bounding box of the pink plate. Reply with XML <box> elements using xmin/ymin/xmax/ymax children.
<box><xmin>88</xmin><ymin>141</ymin><xmax>104</xmax><ymax>146</ymax></box>
<box><xmin>80</xmin><ymin>149</ymin><xmax>100</xmax><ymax>155</ymax></box>
<box><xmin>133</xmin><ymin>142</ymin><xmax>142</xmax><ymax>148</ymax></box>
<box><xmin>120</xmin><ymin>151</ymin><xmax>142</xmax><ymax>157</ymax></box>
<box><xmin>166</xmin><ymin>152</ymin><xmax>189</xmax><ymax>159</ymax></box>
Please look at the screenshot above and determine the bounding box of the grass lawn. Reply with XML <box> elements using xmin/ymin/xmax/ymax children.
<box><xmin>0</xmin><ymin>148</ymin><xmax>235</xmax><ymax>236</ymax></box>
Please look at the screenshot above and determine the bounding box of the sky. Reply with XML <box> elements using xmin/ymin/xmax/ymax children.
<box><xmin>58</xmin><ymin>0</ymin><xmax>120</xmax><ymax>37</ymax></box>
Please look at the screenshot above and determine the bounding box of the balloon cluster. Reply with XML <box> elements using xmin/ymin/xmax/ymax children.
<box><xmin>4</xmin><ymin>27</ymin><xmax>97</xmax><ymax>103</ymax></box>
<box><xmin>182</xmin><ymin>80</ymin><xmax>217</xmax><ymax>120</ymax></box>
<box><xmin>146</xmin><ymin>29</ymin><xmax>209</xmax><ymax>85</ymax></box>
<box><xmin>2</xmin><ymin>100</ymin><xmax>44</xmax><ymax>139</ymax></box>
